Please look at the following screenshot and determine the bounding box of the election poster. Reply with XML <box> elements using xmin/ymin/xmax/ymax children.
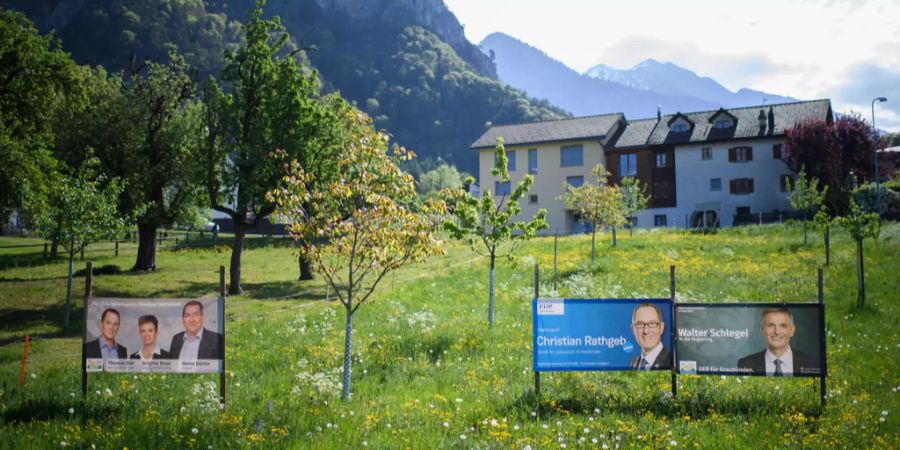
<box><xmin>675</xmin><ymin>303</ymin><xmax>824</xmax><ymax>377</ymax></box>
<box><xmin>83</xmin><ymin>297</ymin><xmax>224</xmax><ymax>373</ymax></box>
<box><xmin>533</xmin><ymin>298</ymin><xmax>673</xmax><ymax>371</ymax></box>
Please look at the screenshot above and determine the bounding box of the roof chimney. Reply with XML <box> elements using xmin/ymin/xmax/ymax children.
<box><xmin>758</xmin><ymin>109</ymin><xmax>766</xmax><ymax>130</ymax></box>
<box><xmin>768</xmin><ymin>107</ymin><xmax>775</xmax><ymax>131</ymax></box>
<box><xmin>657</xmin><ymin>105</ymin><xmax>662</xmax><ymax>123</ymax></box>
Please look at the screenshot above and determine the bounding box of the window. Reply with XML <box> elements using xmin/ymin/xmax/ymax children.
<box><xmin>710</xmin><ymin>178</ymin><xmax>722</xmax><ymax>191</ymax></box>
<box><xmin>728</xmin><ymin>146</ymin><xmax>753</xmax><ymax>163</ymax></box>
<box><xmin>506</xmin><ymin>151</ymin><xmax>516</xmax><ymax>171</ymax></box>
<box><xmin>701</xmin><ymin>147</ymin><xmax>712</xmax><ymax>160</ymax></box>
<box><xmin>772</xmin><ymin>143</ymin><xmax>783</xmax><ymax>160</ymax></box>
<box><xmin>655</xmin><ymin>153</ymin><xmax>667</xmax><ymax>168</ymax></box>
<box><xmin>528</xmin><ymin>148</ymin><xmax>538</xmax><ymax>173</ymax></box>
<box><xmin>529</xmin><ymin>194</ymin><xmax>538</xmax><ymax>204</ymax></box>
<box><xmin>654</xmin><ymin>215</ymin><xmax>667</xmax><ymax>227</ymax></box>
<box><xmin>619</xmin><ymin>153</ymin><xmax>637</xmax><ymax>178</ymax></box>
<box><xmin>653</xmin><ymin>181</ymin><xmax>670</xmax><ymax>199</ymax></box>
<box><xmin>494</xmin><ymin>181</ymin><xmax>511</xmax><ymax>196</ymax></box>
<box><xmin>566</xmin><ymin>176</ymin><xmax>584</xmax><ymax>188</ymax></box>
<box><xmin>736</xmin><ymin>206</ymin><xmax>751</xmax><ymax>217</ymax></box>
<box><xmin>729</xmin><ymin>178</ymin><xmax>755</xmax><ymax>195</ymax></box>
<box><xmin>672</xmin><ymin>123</ymin><xmax>689</xmax><ymax>133</ymax></box>
<box><xmin>780</xmin><ymin>174</ymin><xmax>795</xmax><ymax>192</ymax></box>
<box><xmin>560</xmin><ymin>145</ymin><xmax>583</xmax><ymax>167</ymax></box>
<box><xmin>714</xmin><ymin>119</ymin><xmax>733</xmax><ymax>129</ymax></box>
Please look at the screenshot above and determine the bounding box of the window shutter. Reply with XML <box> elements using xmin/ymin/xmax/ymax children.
<box><xmin>748</xmin><ymin>178</ymin><xmax>754</xmax><ymax>193</ymax></box>
<box><xmin>746</xmin><ymin>147</ymin><xmax>753</xmax><ymax>161</ymax></box>
<box><xmin>728</xmin><ymin>148</ymin><xmax>735</xmax><ymax>162</ymax></box>
<box><xmin>729</xmin><ymin>179</ymin><xmax>737</xmax><ymax>193</ymax></box>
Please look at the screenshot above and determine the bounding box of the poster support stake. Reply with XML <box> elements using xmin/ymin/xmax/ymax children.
<box><xmin>534</xmin><ymin>264</ymin><xmax>541</xmax><ymax>399</ymax></box>
<box><xmin>82</xmin><ymin>261</ymin><xmax>92</xmax><ymax>397</ymax></box>
<box><xmin>818</xmin><ymin>267</ymin><xmax>826</xmax><ymax>407</ymax></box>
<box><xmin>220</xmin><ymin>265</ymin><xmax>227</xmax><ymax>406</ymax></box>
<box><xmin>670</xmin><ymin>265</ymin><xmax>677</xmax><ymax>398</ymax></box>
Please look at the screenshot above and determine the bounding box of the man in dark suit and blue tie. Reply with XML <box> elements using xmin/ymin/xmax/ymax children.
<box><xmin>628</xmin><ymin>303</ymin><xmax>672</xmax><ymax>370</ymax></box>
<box><xmin>169</xmin><ymin>300</ymin><xmax>224</xmax><ymax>360</ymax></box>
<box><xmin>737</xmin><ymin>307</ymin><xmax>817</xmax><ymax>376</ymax></box>
<box><xmin>83</xmin><ymin>308</ymin><xmax>128</xmax><ymax>360</ymax></box>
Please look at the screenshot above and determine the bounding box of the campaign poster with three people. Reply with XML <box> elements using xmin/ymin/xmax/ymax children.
<box><xmin>83</xmin><ymin>297</ymin><xmax>224</xmax><ymax>373</ymax></box>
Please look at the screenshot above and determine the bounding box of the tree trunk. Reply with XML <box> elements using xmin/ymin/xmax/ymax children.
<box><xmin>50</xmin><ymin>236</ymin><xmax>59</xmax><ymax>258</ymax></box>
<box><xmin>64</xmin><ymin>250</ymin><xmax>75</xmax><ymax>334</ymax></box>
<box><xmin>298</xmin><ymin>254</ymin><xmax>314</xmax><ymax>280</ymax></box>
<box><xmin>856</xmin><ymin>239</ymin><xmax>865</xmax><ymax>308</ymax></box>
<box><xmin>824</xmin><ymin>227</ymin><xmax>830</xmax><ymax>266</ymax></box>
<box><xmin>341</xmin><ymin>304</ymin><xmax>353</xmax><ymax>401</ymax></box>
<box><xmin>133</xmin><ymin>223</ymin><xmax>158</xmax><ymax>271</ymax></box>
<box><xmin>229</xmin><ymin>225</ymin><xmax>246</xmax><ymax>295</ymax></box>
<box><xmin>803</xmin><ymin>220</ymin><xmax>808</xmax><ymax>245</ymax></box>
<box><xmin>612</xmin><ymin>227</ymin><xmax>617</xmax><ymax>247</ymax></box>
<box><xmin>590</xmin><ymin>229</ymin><xmax>596</xmax><ymax>263</ymax></box>
<box><xmin>629</xmin><ymin>223</ymin><xmax>634</xmax><ymax>237</ymax></box>
<box><xmin>488</xmin><ymin>253</ymin><xmax>495</xmax><ymax>329</ymax></box>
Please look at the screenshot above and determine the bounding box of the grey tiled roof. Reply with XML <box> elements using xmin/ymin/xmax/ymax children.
<box><xmin>643</xmin><ymin>99</ymin><xmax>832</xmax><ymax>146</ymax></box>
<box><xmin>606</xmin><ymin>118</ymin><xmax>659</xmax><ymax>149</ymax></box>
<box><xmin>470</xmin><ymin>113</ymin><xmax>624</xmax><ymax>149</ymax></box>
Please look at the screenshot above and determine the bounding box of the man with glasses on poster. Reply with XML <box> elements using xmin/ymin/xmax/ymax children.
<box><xmin>84</xmin><ymin>308</ymin><xmax>128</xmax><ymax>360</ymax></box>
<box><xmin>737</xmin><ymin>307</ymin><xmax>816</xmax><ymax>376</ymax></box>
<box><xmin>629</xmin><ymin>303</ymin><xmax>672</xmax><ymax>370</ymax></box>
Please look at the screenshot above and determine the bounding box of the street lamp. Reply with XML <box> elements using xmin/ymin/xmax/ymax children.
<box><xmin>871</xmin><ymin>97</ymin><xmax>887</xmax><ymax>216</ymax></box>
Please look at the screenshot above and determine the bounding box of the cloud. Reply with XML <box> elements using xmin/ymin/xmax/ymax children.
<box><xmin>833</xmin><ymin>64</ymin><xmax>900</xmax><ymax>117</ymax></box>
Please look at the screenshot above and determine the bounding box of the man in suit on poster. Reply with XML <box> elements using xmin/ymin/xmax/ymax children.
<box><xmin>628</xmin><ymin>303</ymin><xmax>672</xmax><ymax>370</ymax></box>
<box><xmin>83</xmin><ymin>308</ymin><xmax>128</xmax><ymax>359</ymax></box>
<box><xmin>169</xmin><ymin>300</ymin><xmax>223</xmax><ymax>360</ymax></box>
<box><xmin>737</xmin><ymin>307</ymin><xmax>817</xmax><ymax>376</ymax></box>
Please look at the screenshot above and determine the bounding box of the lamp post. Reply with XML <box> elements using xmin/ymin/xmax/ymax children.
<box><xmin>871</xmin><ymin>97</ymin><xmax>887</xmax><ymax>217</ymax></box>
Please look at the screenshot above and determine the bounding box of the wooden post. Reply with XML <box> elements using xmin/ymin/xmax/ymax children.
<box><xmin>220</xmin><ymin>265</ymin><xmax>227</xmax><ymax>406</ymax></box>
<box><xmin>115</xmin><ymin>240</ymin><xmax>119</xmax><ymax>257</ymax></box>
<box><xmin>82</xmin><ymin>261</ymin><xmax>93</xmax><ymax>397</ymax></box>
<box><xmin>534</xmin><ymin>264</ymin><xmax>540</xmax><ymax>398</ymax></box>
<box><xmin>43</xmin><ymin>243</ymin><xmax>48</xmax><ymax>260</ymax></box>
<box><xmin>818</xmin><ymin>268</ymin><xmax>826</xmax><ymax>407</ymax></box>
<box><xmin>553</xmin><ymin>234</ymin><xmax>558</xmax><ymax>292</ymax></box>
<box><xmin>670</xmin><ymin>265</ymin><xmax>677</xmax><ymax>398</ymax></box>
<box><xmin>758</xmin><ymin>212</ymin><xmax>762</xmax><ymax>225</ymax></box>
<box><xmin>80</xmin><ymin>246</ymin><xmax>84</xmax><ymax>260</ymax></box>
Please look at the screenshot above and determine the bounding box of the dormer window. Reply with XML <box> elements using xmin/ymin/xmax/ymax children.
<box><xmin>714</xmin><ymin>119</ymin><xmax>733</xmax><ymax>129</ymax></box>
<box><xmin>667</xmin><ymin>112</ymin><xmax>694</xmax><ymax>133</ymax></box>
<box><xmin>672</xmin><ymin>123</ymin><xmax>689</xmax><ymax>133</ymax></box>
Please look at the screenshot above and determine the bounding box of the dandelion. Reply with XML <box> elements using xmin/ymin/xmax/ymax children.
<box><xmin>60</xmin><ymin>442</ymin><xmax>66</xmax><ymax>447</ymax></box>
<box><xmin>530</xmin><ymin>411</ymin><xmax>537</xmax><ymax>417</ymax></box>
<box><xmin>882</xmin><ymin>410</ymin><xmax>889</xmax><ymax>416</ymax></box>
<box><xmin>514</xmin><ymin>424</ymin><xmax>520</xmax><ymax>430</ymax></box>
<box><xmin>30</xmin><ymin>373</ymin><xmax>36</xmax><ymax>379</ymax></box>
<box><xmin>460</xmin><ymin>434</ymin><xmax>467</xmax><ymax>440</ymax></box>
<box><xmin>192</xmin><ymin>428</ymin><xmax>199</xmax><ymax>434</ymax></box>
<box><xmin>524</xmin><ymin>446</ymin><xmax>532</xmax><ymax>450</ymax></box>
<box><xmin>443</xmin><ymin>422</ymin><xmax>449</xmax><ymax>427</ymax></box>
<box><xmin>491</xmin><ymin>419</ymin><xmax>498</xmax><ymax>426</ymax></box>
<box><xmin>670</xmin><ymin>439</ymin><xmax>677</xmax><ymax>446</ymax></box>
<box><xmin>362</xmin><ymin>441</ymin><xmax>367</xmax><ymax>447</ymax></box>
<box><xmin>105</xmin><ymin>388</ymin><xmax>112</xmax><ymax>396</ymax></box>
<box><xmin>68</xmin><ymin>408</ymin><xmax>74</xmax><ymax>415</ymax></box>
<box><xmin>455</xmin><ymin>397</ymin><xmax>463</xmax><ymax>403</ymax></box>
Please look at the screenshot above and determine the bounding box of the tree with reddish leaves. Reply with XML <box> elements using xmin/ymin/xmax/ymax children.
<box><xmin>784</xmin><ymin>114</ymin><xmax>875</xmax><ymax>214</ymax></box>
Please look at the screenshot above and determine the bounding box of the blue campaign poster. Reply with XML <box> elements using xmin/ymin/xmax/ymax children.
<box><xmin>532</xmin><ymin>298</ymin><xmax>673</xmax><ymax>371</ymax></box>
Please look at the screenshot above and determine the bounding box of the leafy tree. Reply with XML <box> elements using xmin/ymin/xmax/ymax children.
<box><xmin>30</xmin><ymin>158</ymin><xmax>127</xmax><ymax>333</ymax></box>
<box><xmin>200</xmin><ymin>1</ymin><xmax>339</xmax><ymax>292</ymax></box>
<box><xmin>784</xmin><ymin>114</ymin><xmax>875</xmax><ymax>214</ymax></box>
<box><xmin>442</xmin><ymin>138</ymin><xmax>548</xmax><ymax>328</ymax></box>
<box><xmin>269</xmin><ymin>110</ymin><xmax>445</xmax><ymax>401</ymax></box>
<box><xmin>558</xmin><ymin>164</ymin><xmax>625</xmax><ymax>262</ymax></box>
<box><xmin>418</xmin><ymin>163</ymin><xmax>463</xmax><ymax>197</ymax></box>
<box><xmin>0</xmin><ymin>9</ymin><xmax>76</xmax><ymax>226</ymax></box>
<box><xmin>786</xmin><ymin>167</ymin><xmax>828</xmax><ymax>245</ymax></box>
<box><xmin>836</xmin><ymin>200</ymin><xmax>880</xmax><ymax>308</ymax></box>
<box><xmin>813</xmin><ymin>207</ymin><xmax>833</xmax><ymax>266</ymax></box>
<box><xmin>619</xmin><ymin>176</ymin><xmax>650</xmax><ymax>237</ymax></box>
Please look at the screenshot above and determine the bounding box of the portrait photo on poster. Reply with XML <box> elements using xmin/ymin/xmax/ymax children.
<box><xmin>674</xmin><ymin>303</ymin><xmax>823</xmax><ymax>377</ymax></box>
<box><xmin>83</xmin><ymin>297</ymin><xmax>224</xmax><ymax>373</ymax></box>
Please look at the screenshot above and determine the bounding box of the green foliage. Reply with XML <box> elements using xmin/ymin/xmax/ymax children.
<box><xmin>619</xmin><ymin>176</ymin><xmax>650</xmax><ymax>224</ymax></box>
<box><xmin>786</xmin><ymin>167</ymin><xmax>828</xmax><ymax>217</ymax></box>
<box><xmin>269</xmin><ymin>109</ymin><xmax>446</xmax><ymax>400</ymax></box>
<box><xmin>418</xmin><ymin>163</ymin><xmax>463</xmax><ymax>196</ymax></box>
<box><xmin>853</xmin><ymin>182</ymin><xmax>900</xmax><ymax>219</ymax></box>
<box><xmin>558</xmin><ymin>164</ymin><xmax>627</xmax><ymax>255</ymax></box>
<box><xmin>836</xmin><ymin>199</ymin><xmax>880</xmax><ymax>308</ymax></box>
<box><xmin>0</xmin><ymin>9</ymin><xmax>76</xmax><ymax>221</ymax></box>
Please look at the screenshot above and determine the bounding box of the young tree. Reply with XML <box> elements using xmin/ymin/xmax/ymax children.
<box><xmin>836</xmin><ymin>200</ymin><xmax>880</xmax><ymax>308</ymax></box>
<box><xmin>784</xmin><ymin>114</ymin><xmax>875</xmax><ymax>214</ymax></box>
<box><xmin>786</xmin><ymin>167</ymin><xmax>828</xmax><ymax>245</ymax></box>
<box><xmin>31</xmin><ymin>158</ymin><xmax>127</xmax><ymax>333</ymax></box>
<box><xmin>442</xmin><ymin>138</ymin><xmax>548</xmax><ymax>328</ymax></box>
<box><xmin>269</xmin><ymin>110</ymin><xmax>445</xmax><ymax>401</ymax></box>
<box><xmin>619</xmin><ymin>176</ymin><xmax>650</xmax><ymax>237</ymax></box>
<box><xmin>813</xmin><ymin>207</ymin><xmax>833</xmax><ymax>266</ymax></box>
<box><xmin>200</xmin><ymin>1</ymin><xmax>341</xmax><ymax>292</ymax></box>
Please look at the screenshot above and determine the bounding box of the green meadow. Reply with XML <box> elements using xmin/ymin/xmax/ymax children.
<box><xmin>0</xmin><ymin>223</ymin><xmax>898</xmax><ymax>449</ymax></box>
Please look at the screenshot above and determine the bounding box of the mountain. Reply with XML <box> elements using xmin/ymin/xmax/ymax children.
<box><xmin>0</xmin><ymin>0</ymin><xmax>568</xmax><ymax>175</ymax></box>
<box><xmin>585</xmin><ymin>59</ymin><xmax>796</xmax><ymax>107</ymax></box>
<box><xmin>480</xmin><ymin>32</ymin><xmax>797</xmax><ymax>119</ymax></box>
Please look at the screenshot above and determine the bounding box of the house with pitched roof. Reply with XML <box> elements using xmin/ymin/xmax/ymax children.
<box><xmin>471</xmin><ymin>99</ymin><xmax>833</xmax><ymax>232</ymax></box>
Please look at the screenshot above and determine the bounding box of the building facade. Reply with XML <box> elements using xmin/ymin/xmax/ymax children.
<box><xmin>471</xmin><ymin>99</ymin><xmax>833</xmax><ymax>232</ymax></box>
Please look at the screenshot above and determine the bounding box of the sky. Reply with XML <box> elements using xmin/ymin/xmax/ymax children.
<box><xmin>443</xmin><ymin>0</ymin><xmax>900</xmax><ymax>132</ymax></box>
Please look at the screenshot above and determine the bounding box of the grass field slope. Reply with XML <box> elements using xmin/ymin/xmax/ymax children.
<box><xmin>0</xmin><ymin>223</ymin><xmax>898</xmax><ymax>448</ymax></box>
